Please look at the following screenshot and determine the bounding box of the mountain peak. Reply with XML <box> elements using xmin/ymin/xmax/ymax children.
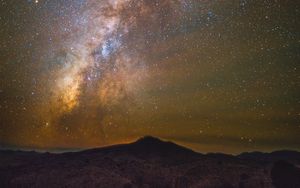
<box><xmin>80</xmin><ymin>136</ymin><xmax>198</xmax><ymax>158</ymax></box>
<box><xmin>135</xmin><ymin>136</ymin><xmax>164</xmax><ymax>145</ymax></box>
<box><xmin>129</xmin><ymin>136</ymin><xmax>199</xmax><ymax>158</ymax></box>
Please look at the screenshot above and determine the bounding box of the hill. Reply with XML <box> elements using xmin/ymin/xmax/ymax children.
<box><xmin>0</xmin><ymin>136</ymin><xmax>299</xmax><ymax>188</ymax></box>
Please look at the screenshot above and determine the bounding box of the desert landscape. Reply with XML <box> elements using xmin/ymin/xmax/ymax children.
<box><xmin>1</xmin><ymin>137</ymin><xmax>299</xmax><ymax>188</ymax></box>
<box><xmin>1</xmin><ymin>1</ymin><xmax>299</xmax><ymax>187</ymax></box>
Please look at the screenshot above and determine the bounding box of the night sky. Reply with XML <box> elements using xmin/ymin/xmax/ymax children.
<box><xmin>0</xmin><ymin>0</ymin><xmax>299</xmax><ymax>154</ymax></box>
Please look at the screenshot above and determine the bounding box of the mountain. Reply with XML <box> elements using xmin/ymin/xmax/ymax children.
<box><xmin>238</xmin><ymin>150</ymin><xmax>300</xmax><ymax>164</ymax></box>
<box><xmin>0</xmin><ymin>136</ymin><xmax>299</xmax><ymax>188</ymax></box>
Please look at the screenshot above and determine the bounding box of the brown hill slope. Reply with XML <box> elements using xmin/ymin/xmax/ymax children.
<box><xmin>0</xmin><ymin>136</ymin><xmax>299</xmax><ymax>188</ymax></box>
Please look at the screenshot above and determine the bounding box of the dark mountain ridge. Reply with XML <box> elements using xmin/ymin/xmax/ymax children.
<box><xmin>0</xmin><ymin>136</ymin><xmax>300</xmax><ymax>188</ymax></box>
<box><xmin>238</xmin><ymin>150</ymin><xmax>300</xmax><ymax>164</ymax></box>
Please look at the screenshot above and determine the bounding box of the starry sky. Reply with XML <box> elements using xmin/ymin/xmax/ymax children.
<box><xmin>0</xmin><ymin>0</ymin><xmax>299</xmax><ymax>154</ymax></box>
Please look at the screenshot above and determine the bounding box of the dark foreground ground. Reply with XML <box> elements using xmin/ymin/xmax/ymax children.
<box><xmin>1</xmin><ymin>136</ymin><xmax>300</xmax><ymax>188</ymax></box>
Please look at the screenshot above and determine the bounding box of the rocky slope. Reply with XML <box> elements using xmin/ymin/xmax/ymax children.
<box><xmin>0</xmin><ymin>136</ymin><xmax>299</xmax><ymax>188</ymax></box>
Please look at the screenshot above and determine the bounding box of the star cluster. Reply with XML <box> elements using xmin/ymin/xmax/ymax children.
<box><xmin>0</xmin><ymin>0</ymin><xmax>299</xmax><ymax>153</ymax></box>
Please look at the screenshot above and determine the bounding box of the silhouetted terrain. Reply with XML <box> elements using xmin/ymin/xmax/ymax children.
<box><xmin>0</xmin><ymin>136</ymin><xmax>299</xmax><ymax>188</ymax></box>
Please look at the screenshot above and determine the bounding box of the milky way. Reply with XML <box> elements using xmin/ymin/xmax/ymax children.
<box><xmin>0</xmin><ymin>0</ymin><xmax>299</xmax><ymax>153</ymax></box>
<box><xmin>40</xmin><ymin>0</ymin><xmax>200</xmax><ymax>146</ymax></box>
